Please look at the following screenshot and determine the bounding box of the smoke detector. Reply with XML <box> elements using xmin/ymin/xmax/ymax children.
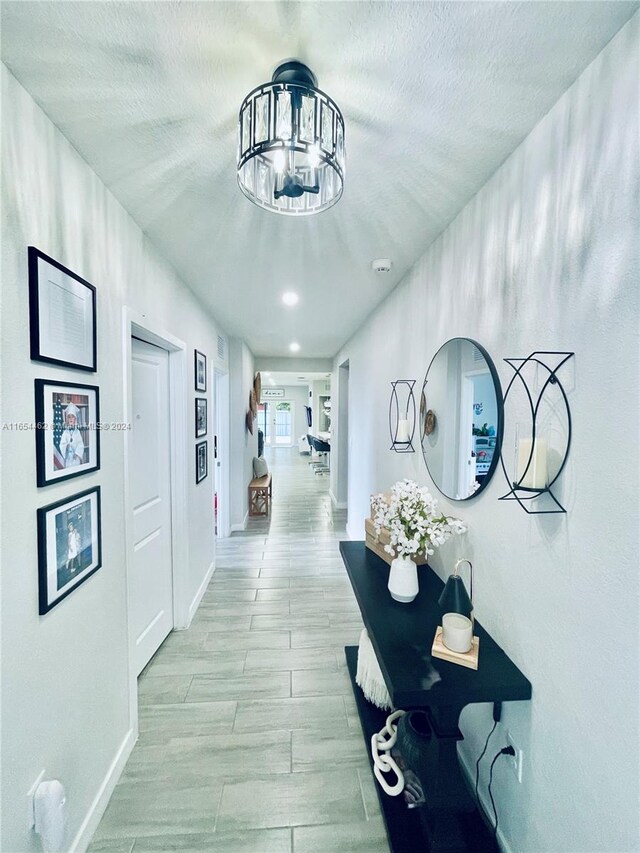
<box><xmin>371</xmin><ymin>258</ymin><xmax>392</xmax><ymax>273</ymax></box>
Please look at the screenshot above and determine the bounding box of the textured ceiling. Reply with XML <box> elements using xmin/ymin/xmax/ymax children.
<box><xmin>1</xmin><ymin>2</ymin><xmax>637</xmax><ymax>357</ymax></box>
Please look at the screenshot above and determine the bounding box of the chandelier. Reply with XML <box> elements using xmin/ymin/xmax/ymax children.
<box><xmin>237</xmin><ymin>60</ymin><xmax>345</xmax><ymax>216</ymax></box>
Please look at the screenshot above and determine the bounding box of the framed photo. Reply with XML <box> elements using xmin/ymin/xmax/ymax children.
<box><xmin>37</xmin><ymin>486</ymin><xmax>102</xmax><ymax>614</ymax></box>
<box><xmin>195</xmin><ymin>349</ymin><xmax>207</xmax><ymax>392</ymax></box>
<box><xmin>35</xmin><ymin>380</ymin><xmax>100</xmax><ymax>487</ymax></box>
<box><xmin>28</xmin><ymin>247</ymin><xmax>97</xmax><ymax>371</ymax></box>
<box><xmin>195</xmin><ymin>397</ymin><xmax>207</xmax><ymax>438</ymax></box>
<box><xmin>196</xmin><ymin>440</ymin><xmax>208</xmax><ymax>483</ymax></box>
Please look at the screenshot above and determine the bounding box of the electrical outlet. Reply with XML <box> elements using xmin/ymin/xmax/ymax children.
<box><xmin>506</xmin><ymin>731</ymin><xmax>523</xmax><ymax>783</ymax></box>
<box><xmin>27</xmin><ymin>769</ymin><xmax>46</xmax><ymax>830</ymax></box>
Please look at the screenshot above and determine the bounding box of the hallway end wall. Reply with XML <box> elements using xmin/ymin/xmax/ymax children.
<box><xmin>332</xmin><ymin>17</ymin><xmax>639</xmax><ymax>853</ymax></box>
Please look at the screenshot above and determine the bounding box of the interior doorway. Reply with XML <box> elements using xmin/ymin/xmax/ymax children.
<box><xmin>129</xmin><ymin>337</ymin><xmax>174</xmax><ymax>675</ymax></box>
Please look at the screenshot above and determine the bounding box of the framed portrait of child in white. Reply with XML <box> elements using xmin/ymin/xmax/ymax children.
<box><xmin>28</xmin><ymin>247</ymin><xmax>97</xmax><ymax>372</ymax></box>
<box><xmin>34</xmin><ymin>379</ymin><xmax>100</xmax><ymax>486</ymax></box>
<box><xmin>37</xmin><ymin>486</ymin><xmax>102</xmax><ymax>614</ymax></box>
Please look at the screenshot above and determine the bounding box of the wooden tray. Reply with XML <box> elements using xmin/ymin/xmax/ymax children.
<box><xmin>431</xmin><ymin>626</ymin><xmax>479</xmax><ymax>670</ymax></box>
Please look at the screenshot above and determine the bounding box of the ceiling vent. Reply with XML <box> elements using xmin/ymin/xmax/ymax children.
<box><xmin>217</xmin><ymin>335</ymin><xmax>225</xmax><ymax>360</ymax></box>
<box><xmin>371</xmin><ymin>258</ymin><xmax>392</xmax><ymax>273</ymax></box>
<box><xmin>473</xmin><ymin>346</ymin><xmax>484</xmax><ymax>363</ymax></box>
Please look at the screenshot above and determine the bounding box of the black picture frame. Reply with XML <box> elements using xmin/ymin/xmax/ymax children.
<box><xmin>195</xmin><ymin>349</ymin><xmax>207</xmax><ymax>392</ymax></box>
<box><xmin>196</xmin><ymin>440</ymin><xmax>208</xmax><ymax>483</ymax></box>
<box><xmin>35</xmin><ymin>379</ymin><xmax>100</xmax><ymax>487</ymax></box>
<box><xmin>37</xmin><ymin>486</ymin><xmax>102</xmax><ymax>615</ymax></box>
<box><xmin>195</xmin><ymin>397</ymin><xmax>207</xmax><ymax>438</ymax></box>
<box><xmin>28</xmin><ymin>247</ymin><xmax>97</xmax><ymax>372</ymax></box>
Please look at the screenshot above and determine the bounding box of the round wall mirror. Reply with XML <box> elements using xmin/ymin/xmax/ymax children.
<box><xmin>420</xmin><ymin>338</ymin><xmax>503</xmax><ymax>501</ymax></box>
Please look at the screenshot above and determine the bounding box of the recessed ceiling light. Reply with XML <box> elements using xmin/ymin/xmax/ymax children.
<box><xmin>282</xmin><ymin>292</ymin><xmax>299</xmax><ymax>306</ymax></box>
<box><xmin>263</xmin><ymin>372</ymin><xmax>271</xmax><ymax>377</ymax></box>
<box><xmin>289</xmin><ymin>342</ymin><xmax>300</xmax><ymax>353</ymax></box>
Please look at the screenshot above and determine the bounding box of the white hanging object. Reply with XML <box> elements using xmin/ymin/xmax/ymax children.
<box><xmin>34</xmin><ymin>780</ymin><xmax>66</xmax><ymax>853</ymax></box>
<box><xmin>356</xmin><ymin>628</ymin><xmax>392</xmax><ymax>710</ymax></box>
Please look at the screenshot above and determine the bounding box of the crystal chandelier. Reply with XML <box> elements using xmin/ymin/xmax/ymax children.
<box><xmin>237</xmin><ymin>60</ymin><xmax>345</xmax><ymax>216</ymax></box>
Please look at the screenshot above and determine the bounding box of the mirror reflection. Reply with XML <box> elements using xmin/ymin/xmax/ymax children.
<box><xmin>420</xmin><ymin>338</ymin><xmax>503</xmax><ymax>501</ymax></box>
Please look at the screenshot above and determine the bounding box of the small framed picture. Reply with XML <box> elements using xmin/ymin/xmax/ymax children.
<box><xmin>28</xmin><ymin>247</ymin><xmax>97</xmax><ymax>371</ymax></box>
<box><xmin>37</xmin><ymin>486</ymin><xmax>102</xmax><ymax>614</ymax></box>
<box><xmin>195</xmin><ymin>350</ymin><xmax>207</xmax><ymax>392</ymax></box>
<box><xmin>35</xmin><ymin>380</ymin><xmax>100</xmax><ymax>487</ymax></box>
<box><xmin>196</xmin><ymin>440</ymin><xmax>208</xmax><ymax>483</ymax></box>
<box><xmin>195</xmin><ymin>397</ymin><xmax>207</xmax><ymax>438</ymax></box>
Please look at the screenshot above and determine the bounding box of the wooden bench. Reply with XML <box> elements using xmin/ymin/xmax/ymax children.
<box><xmin>248</xmin><ymin>473</ymin><xmax>272</xmax><ymax>517</ymax></box>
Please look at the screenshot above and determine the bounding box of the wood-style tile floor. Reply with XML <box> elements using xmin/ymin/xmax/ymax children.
<box><xmin>90</xmin><ymin>447</ymin><xmax>389</xmax><ymax>853</ymax></box>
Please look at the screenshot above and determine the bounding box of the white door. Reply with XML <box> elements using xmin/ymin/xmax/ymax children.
<box><xmin>273</xmin><ymin>401</ymin><xmax>294</xmax><ymax>445</ymax></box>
<box><xmin>130</xmin><ymin>338</ymin><xmax>173</xmax><ymax>675</ymax></box>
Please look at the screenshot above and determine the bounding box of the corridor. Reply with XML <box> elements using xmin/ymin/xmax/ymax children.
<box><xmin>90</xmin><ymin>448</ymin><xmax>388</xmax><ymax>852</ymax></box>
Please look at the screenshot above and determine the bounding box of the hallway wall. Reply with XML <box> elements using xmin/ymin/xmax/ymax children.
<box><xmin>228</xmin><ymin>338</ymin><xmax>257</xmax><ymax>530</ymax></box>
<box><xmin>1</xmin><ymin>65</ymin><xmax>229</xmax><ymax>852</ymax></box>
<box><xmin>332</xmin><ymin>15</ymin><xmax>639</xmax><ymax>853</ymax></box>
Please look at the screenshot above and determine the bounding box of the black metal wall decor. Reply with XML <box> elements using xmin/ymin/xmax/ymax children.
<box><xmin>389</xmin><ymin>380</ymin><xmax>417</xmax><ymax>453</ymax></box>
<box><xmin>499</xmin><ymin>351</ymin><xmax>574</xmax><ymax>514</ymax></box>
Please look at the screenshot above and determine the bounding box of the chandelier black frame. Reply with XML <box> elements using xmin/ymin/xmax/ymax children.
<box><xmin>237</xmin><ymin>61</ymin><xmax>345</xmax><ymax>216</ymax></box>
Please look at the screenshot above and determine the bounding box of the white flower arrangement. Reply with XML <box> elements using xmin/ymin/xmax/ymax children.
<box><xmin>371</xmin><ymin>479</ymin><xmax>466</xmax><ymax>559</ymax></box>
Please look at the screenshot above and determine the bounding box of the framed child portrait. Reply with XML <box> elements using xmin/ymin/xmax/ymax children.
<box><xmin>196</xmin><ymin>440</ymin><xmax>208</xmax><ymax>483</ymax></box>
<box><xmin>195</xmin><ymin>397</ymin><xmax>207</xmax><ymax>438</ymax></box>
<box><xmin>34</xmin><ymin>379</ymin><xmax>100</xmax><ymax>486</ymax></box>
<box><xmin>194</xmin><ymin>349</ymin><xmax>207</xmax><ymax>392</ymax></box>
<box><xmin>37</xmin><ymin>486</ymin><xmax>102</xmax><ymax>615</ymax></box>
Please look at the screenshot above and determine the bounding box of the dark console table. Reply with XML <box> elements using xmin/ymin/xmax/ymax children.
<box><xmin>340</xmin><ymin>541</ymin><xmax>532</xmax><ymax>853</ymax></box>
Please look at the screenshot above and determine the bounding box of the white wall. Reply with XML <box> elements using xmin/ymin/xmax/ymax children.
<box><xmin>332</xmin><ymin>16</ymin><xmax>639</xmax><ymax>853</ymax></box>
<box><xmin>229</xmin><ymin>338</ymin><xmax>257</xmax><ymax>529</ymax></box>
<box><xmin>0</xmin><ymin>65</ymin><xmax>229</xmax><ymax>852</ymax></box>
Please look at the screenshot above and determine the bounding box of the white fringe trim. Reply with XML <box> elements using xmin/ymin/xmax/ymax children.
<box><xmin>356</xmin><ymin>628</ymin><xmax>392</xmax><ymax>711</ymax></box>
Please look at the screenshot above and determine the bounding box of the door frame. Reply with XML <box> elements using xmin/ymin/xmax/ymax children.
<box><xmin>122</xmin><ymin>307</ymin><xmax>189</xmax><ymax>730</ymax></box>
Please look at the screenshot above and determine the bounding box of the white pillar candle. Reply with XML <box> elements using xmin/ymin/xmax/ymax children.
<box><xmin>516</xmin><ymin>437</ymin><xmax>548</xmax><ymax>489</ymax></box>
<box><xmin>442</xmin><ymin>613</ymin><xmax>473</xmax><ymax>653</ymax></box>
<box><xmin>396</xmin><ymin>418</ymin><xmax>410</xmax><ymax>443</ymax></box>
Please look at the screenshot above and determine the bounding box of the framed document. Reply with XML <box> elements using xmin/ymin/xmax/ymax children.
<box><xmin>34</xmin><ymin>379</ymin><xmax>100</xmax><ymax>487</ymax></box>
<box><xmin>37</xmin><ymin>486</ymin><xmax>102</xmax><ymax>614</ymax></box>
<box><xmin>28</xmin><ymin>247</ymin><xmax>97</xmax><ymax>371</ymax></box>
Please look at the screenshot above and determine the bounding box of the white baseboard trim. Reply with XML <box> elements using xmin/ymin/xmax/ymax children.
<box><xmin>187</xmin><ymin>560</ymin><xmax>215</xmax><ymax>624</ymax></box>
<box><xmin>345</xmin><ymin>521</ymin><xmax>360</xmax><ymax>541</ymax></box>
<box><xmin>230</xmin><ymin>510</ymin><xmax>249</xmax><ymax>533</ymax></box>
<box><xmin>329</xmin><ymin>489</ymin><xmax>347</xmax><ymax>509</ymax></box>
<box><xmin>69</xmin><ymin>726</ymin><xmax>136</xmax><ymax>853</ymax></box>
<box><xmin>458</xmin><ymin>745</ymin><xmax>514</xmax><ymax>853</ymax></box>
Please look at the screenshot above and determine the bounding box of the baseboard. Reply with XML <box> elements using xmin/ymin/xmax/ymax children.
<box><xmin>329</xmin><ymin>489</ymin><xmax>347</xmax><ymax>509</ymax></box>
<box><xmin>230</xmin><ymin>510</ymin><xmax>249</xmax><ymax>533</ymax></box>
<box><xmin>345</xmin><ymin>521</ymin><xmax>360</xmax><ymax>541</ymax></box>
<box><xmin>187</xmin><ymin>560</ymin><xmax>215</xmax><ymax>624</ymax></box>
<box><xmin>458</xmin><ymin>744</ymin><xmax>514</xmax><ymax>853</ymax></box>
<box><xmin>69</xmin><ymin>726</ymin><xmax>136</xmax><ymax>853</ymax></box>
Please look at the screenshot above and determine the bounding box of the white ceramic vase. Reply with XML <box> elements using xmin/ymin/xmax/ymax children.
<box><xmin>388</xmin><ymin>556</ymin><xmax>419</xmax><ymax>603</ymax></box>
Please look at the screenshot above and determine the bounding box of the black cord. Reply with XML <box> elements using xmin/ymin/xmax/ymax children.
<box><xmin>474</xmin><ymin>719</ymin><xmax>498</xmax><ymax>806</ymax></box>
<box><xmin>487</xmin><ymin>747</ymin><xmax>516</xmax><ymax>842</ymax></box>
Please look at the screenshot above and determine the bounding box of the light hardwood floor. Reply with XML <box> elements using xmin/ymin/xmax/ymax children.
<box><xmin>89</xmin><ymin>447</ymin><xmax>389</xmax><ymax>853</ymax></box>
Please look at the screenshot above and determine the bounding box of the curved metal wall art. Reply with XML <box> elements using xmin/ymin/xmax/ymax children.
<box><xmin>389</xmin><ymin>380</ymin><xmax>416</xmax><ymax>453</ymax></box>
<box><xmin>499</xmin><ymin>351</ymin><xmax>574</xmax><ymax>514</ymax></box>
